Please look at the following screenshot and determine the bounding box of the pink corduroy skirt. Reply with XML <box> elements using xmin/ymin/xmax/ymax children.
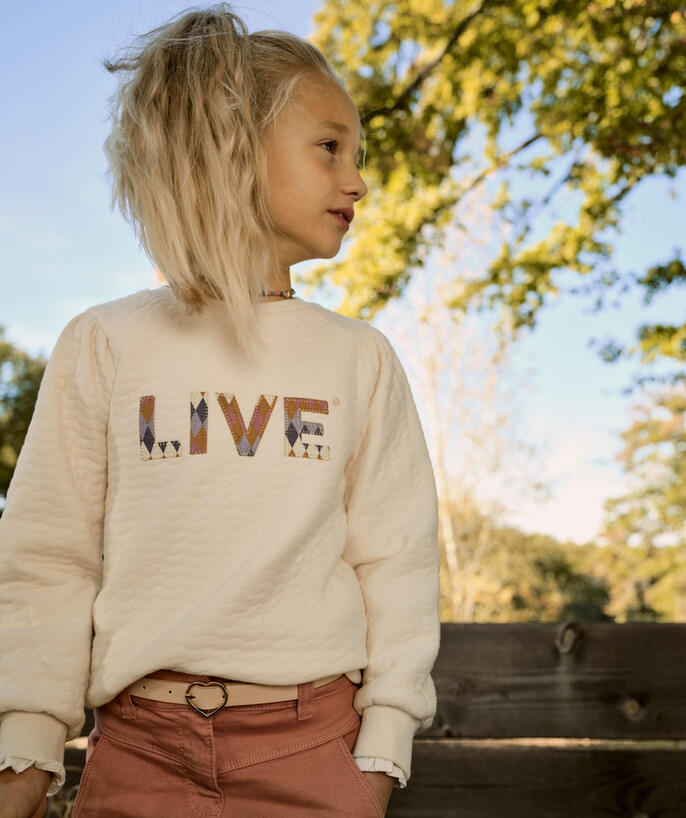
<box><xmin>71</xmin><ymin>670</ymin><xmax>385</xmax><ymax>818</ymax></box>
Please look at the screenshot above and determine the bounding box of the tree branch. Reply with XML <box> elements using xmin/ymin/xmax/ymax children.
<box><xmin>512</xmin><ymin>150</ymin><xmax>583</xmax><ymax>234</ymax></box>
<box><xmin>609</xmin><ymin>181</ymin><xmax>637</xmax><ymax>206</ymax></box>
<box><xmin>456</xmin><ymin>132</ymin><xmax>544</xmax><ymax>201</ymax></box>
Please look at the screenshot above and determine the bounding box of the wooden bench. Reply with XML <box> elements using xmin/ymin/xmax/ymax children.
<box><xmin>51</xmin><ymin>622</ymin><xmax>686</xmax><ymax>816</ymax></box>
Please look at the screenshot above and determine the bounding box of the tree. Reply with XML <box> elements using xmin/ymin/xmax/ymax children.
<box><xmin>436</xmin><ymin>515</ymin><xmax>614</xmax><ymax>622</ymax></box>
<box><xmin>577</xmin><ymin>536</ymin><xmax>686</xmax><ymax>621</ymax></box>
<box><xmin>0</xmin><ymin>330</ymin><xmax>45</xmax><ymax>512</ymax></box>
<box><xmin>308</xmin><ymin>0</ymin><xmax>686</xmax><ymax>374</ymax></box>
<box><xmin>581</xmin><ymin>382</ymin><xmax>686</xmax><ymax>621</ymax></box>
<box><xmin>601</xmin><ymin>383</ymin><xmax>686</xmax><ymax>549</ymax></box>
<box><xmin>524</xmin><ymin>551</ymin><xmax>612</xmax><ymax>622</ymax></box>
<box><xmin>371</xmin><ymin>186</ymin><xmax>546</xmax><ymax>620</ymax></box>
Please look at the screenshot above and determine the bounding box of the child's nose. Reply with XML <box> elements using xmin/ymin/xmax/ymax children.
<box><xmin>345</xmin><ymin>166</ymin><xmax>368</xmax><ymax>202</ymax></box>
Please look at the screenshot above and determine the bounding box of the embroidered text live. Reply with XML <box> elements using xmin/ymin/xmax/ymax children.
<box><xmin>140</xmin><ymin>394</ymin><xmax>331</xmax><ymax>461</ymax></box>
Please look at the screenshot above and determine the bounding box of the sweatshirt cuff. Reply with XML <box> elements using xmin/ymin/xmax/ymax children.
<box><xmin>0</xmin><ymin>711</ymin><xmax>68</xmax><ymax>796</ymax></box>
<box><xmin>352</xmin><ymin>705</ymin><xmax>420</xmax><ymax>782</ymax></box>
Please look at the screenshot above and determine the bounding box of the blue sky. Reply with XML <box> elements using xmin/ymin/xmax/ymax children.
<box><xmin>2</xmin><ymin>1</ymin><xmax>684</xmax><ymax>544</ymax></box>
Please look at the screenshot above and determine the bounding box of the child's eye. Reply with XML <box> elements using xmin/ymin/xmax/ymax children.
<box><xmin>321</xmin><ymin>140</ymin><xmax>339</xmax><ymax>154</ymax></box>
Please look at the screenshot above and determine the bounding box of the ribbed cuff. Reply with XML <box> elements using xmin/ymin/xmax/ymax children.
<box><xmin>352</xmin><ymin>705</ymin><xmax>420</xmax><ymax>782</ymax></box>
<box><xmin>0</xmin><ymin>712</ymin><xmax>68</xmax><ymax>796</ymax></box>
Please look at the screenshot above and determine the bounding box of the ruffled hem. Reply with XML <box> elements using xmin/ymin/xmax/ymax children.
<box><xmin>355</xmin><ymin>756</ymin><xmax>407</xmax><ymax>788</ymax></box>
<box><xmin>0</xmin><ymin>757</ymin><xmax>66</xmax><ymax>796</ymax></box>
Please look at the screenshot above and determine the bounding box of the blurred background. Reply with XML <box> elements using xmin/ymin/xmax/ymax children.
<box><xmin>2</xmin><ymin>0</ymin><xmax>685</xmax><ymax>623</ymax></box>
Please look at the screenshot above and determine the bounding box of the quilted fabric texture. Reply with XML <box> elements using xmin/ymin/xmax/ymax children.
<box><xmin>0</xmin><ymin>288</ymin><xmax>440</xmax><ymax>791</ymax></box>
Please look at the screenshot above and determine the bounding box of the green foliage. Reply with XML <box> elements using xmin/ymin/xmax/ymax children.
<box><xmin>308</xmin><ymin>0</ymin><xmax>686</xmax><ymax>364</ymax></box>
<box><xmin>438</xmin><ymin>502</ymin><xmax>613</xmax><ymax>622</ymax></box>
<box><xmin>602</xmin><ymin>383</ymin><xmax>686</xmax><ymax>550</ymax></box>
<box><xmin>0</xmin><ymin>329</ymin><xmax>45</xmax><ymax>511</ymax></box>
<box><xmin>526</xmin><ymin>552</ymin><xmax>612</xmax><ymax>622</ymax></box>
<box><xmin>578</xmin><ymin>536</ymin><xmax>686</xmax><ymax>621</ymax></box>
<box><xmin>439</xmin><ymin>500</ymin><xmax>686</xmax><ymax>622</ymax></box>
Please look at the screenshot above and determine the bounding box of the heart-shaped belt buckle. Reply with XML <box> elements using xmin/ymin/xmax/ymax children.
<box><xmin>185</xmin><ymin>681</ymin><xmax>229</xmax><ymax>717</ymax></box>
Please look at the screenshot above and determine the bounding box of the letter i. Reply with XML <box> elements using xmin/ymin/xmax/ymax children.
<box><xmin>190</xmin><ymin>392</ymin><xmax>208</xmax><ymax>454</ymax></box>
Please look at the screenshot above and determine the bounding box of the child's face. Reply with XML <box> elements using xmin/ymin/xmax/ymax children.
<box><xmin>264</xmin><ymin>79</ymin><xmax>367</xmax><ymax>271</ymax></box>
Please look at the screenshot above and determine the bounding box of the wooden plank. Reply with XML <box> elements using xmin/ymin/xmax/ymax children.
<box><xmin>428</xmin><ymin>623</ymin><xmax>686</xmax><ymax>739</ymax></box>
<box><xmin>76</xmin><ymin>624</ymin><xmax>686</xmax><ymax>739</ymax></box>
<box><xmin>56</xmin><ymin>741</ymin><xmax>686</xmax><ymax>817</ymax></box>
<box><xmin>387</xmin><ymin>740</ymin><xmax>686</xmax><ymax>818</ymax></box>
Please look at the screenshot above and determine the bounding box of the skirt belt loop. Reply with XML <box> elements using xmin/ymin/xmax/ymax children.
<box><xmin>118</xmin><ymin>686</ymin><xmax>138</xmax><ymax>721</ymax></box>
<box><xmin>296</xmin><ymin>681</ymin><xmax>314</xmax><ymax>721</ymax></box>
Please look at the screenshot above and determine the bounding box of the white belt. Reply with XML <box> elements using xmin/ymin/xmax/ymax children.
<box><xmin>129</xmin><ymin>673</ymin><xmax>343</xmax><ymax>717</ymax></box>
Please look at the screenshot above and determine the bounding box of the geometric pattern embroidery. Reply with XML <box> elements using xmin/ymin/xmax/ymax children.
<box><xmin>190</xmin><ymin>391</ymin><xmax>208</xmax><ymax>455</ymax></box>
<box><xmin>283</xmin><ymin>397</ymin><xmax>330</xmax><ymax>460</ymax></box>
<box><xmin>215</xmin><ymin>393</ymin><xmax>277</xmax><ymax>457</ymax></box>
<box><xmin>139</xmin><ymin>395</ymin><xmax>182</xmax><ymax>461</ymax></box>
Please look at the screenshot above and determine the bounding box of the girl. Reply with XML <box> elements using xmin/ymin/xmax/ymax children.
<box><xmin>0</xmin><ymin>5</ymin><xmax>440</xmax><ymax>817</ymax></box>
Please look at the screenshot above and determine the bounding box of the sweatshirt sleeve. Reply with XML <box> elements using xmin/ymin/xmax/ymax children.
<box><xmin>0</xmin><ymin>311</ymin><xmax>113</xmax><ymax>793</ymax></box>
<box><xmin>343</xmin><ymin>326</ymin><xmax>440</xmax><ymax>783</ymax></box>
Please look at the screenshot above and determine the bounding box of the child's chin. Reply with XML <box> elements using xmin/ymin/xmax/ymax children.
<box><xmin>297</xmin><ymin>241</ymin><xmax>343</xmax><ymax>263</ymax></box>
<box><xmin>322</xmin><ymin>241</ymin><xmax>344</xmax><ymax>259</ymax></box>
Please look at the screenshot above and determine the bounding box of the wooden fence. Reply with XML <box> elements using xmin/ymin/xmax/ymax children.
<box><xmin>51</xmin><ymin>622</ymin><xmax>686</xmax><ymax>816</ymax></box>
<box><xmin>388</xmin><ymin>622</ymin><xmax>686</xmax><ymax>817</ymax></box>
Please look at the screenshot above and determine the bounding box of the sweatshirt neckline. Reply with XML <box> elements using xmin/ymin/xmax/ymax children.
<box><xmin>155</xmin><ymin>286</ymin><xmax>309</xmax><ymax>314</ymax></box>
<box><xmin>255</xmin><ymin>296</ymin><xmax>307</xmax><ymax>312</ymax></box>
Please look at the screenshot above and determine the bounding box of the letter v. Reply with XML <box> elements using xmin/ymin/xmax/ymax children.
<box><xmin>216</xmin><ymin>393</ymin><xmax>277</xmax><ymax>457</ymax></box>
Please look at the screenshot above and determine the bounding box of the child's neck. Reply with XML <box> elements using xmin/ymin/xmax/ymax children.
<box><xmin>260</xmin><ymin>269</ymin><xmax>293</xmax><ymax>301</ymax></box>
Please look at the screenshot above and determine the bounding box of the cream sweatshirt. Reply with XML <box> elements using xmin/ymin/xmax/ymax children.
<box><xmin>0</xmin><ymin>288</ymin><xmax>440</xmax><ymax>795</ymax></box>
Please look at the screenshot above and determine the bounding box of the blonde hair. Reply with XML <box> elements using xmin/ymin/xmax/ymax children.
<box><xmin>103</xmin><ymin>4</ymin><xmax>344</xmax><ymax>351</ymax></box>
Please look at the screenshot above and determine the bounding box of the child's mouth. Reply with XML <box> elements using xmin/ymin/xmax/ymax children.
<box><xmin>328</xmin><ymin>211</ymin><xmax>350</xmax><ymax>230</ymax></box>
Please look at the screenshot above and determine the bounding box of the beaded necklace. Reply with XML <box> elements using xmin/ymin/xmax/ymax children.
<box><xmin>258</xmin><ymin>288</ymin><xmax>296</xmax><ymax>299</ymax></box>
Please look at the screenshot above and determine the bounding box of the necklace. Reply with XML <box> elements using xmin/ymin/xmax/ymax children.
<box><xmin>258</xmin><ymin>288</ymin><xmax>296</xmax><ymax>299</ymax></box>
